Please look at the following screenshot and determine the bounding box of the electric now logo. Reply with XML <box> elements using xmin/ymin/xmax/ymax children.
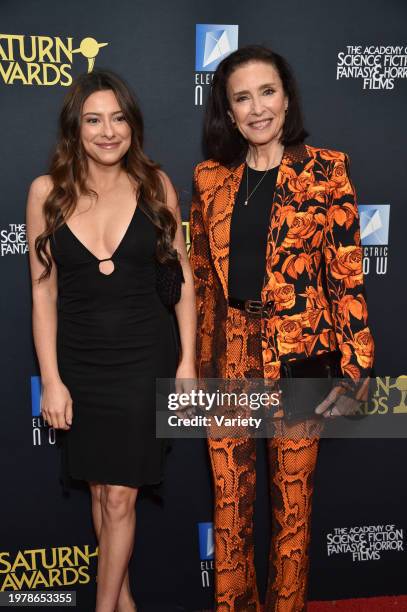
<box><xmin>31</xmin><ymin>375</ymin><xmax>56</xmax><ymax>446</ymax></box>
<box><xmin>198</xmin><ymin>522</ymin><xmax>214</xmax><ymax>588</ymax></box>
<box><xmin>359</xmin><ymin>204</ymin><xmax>390</xmax><ymax>246</ymax></box>
<box><xmin>195</xmin><ymin>25</ymin><xmax>238</xmax><ymax>72</ymax></box>
<box><xmin>198</xmin><ymin>522</ymin><xmax>214</xmax><ymax>560</ymax></box>
<box><xmin>359</xmin><ymin>204</ymin><xmax>390</xmax><ymax>276</ymax></box>
<box><xmin>31</xmin><ymin>376</ymin><xmax>42</xmax><ymax>417</ymax></box>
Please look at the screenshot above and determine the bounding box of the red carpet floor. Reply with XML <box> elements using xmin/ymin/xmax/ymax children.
<box><xmin>308</xmin><ymin>596</ymin><xmax>407</xmax><ymax>611</ymax></box>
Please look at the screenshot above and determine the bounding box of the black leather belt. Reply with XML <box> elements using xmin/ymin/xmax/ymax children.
<box><xmin>228</xmin><ymin>297</ymin><xmax>263</xmax><ymax>316</ymax></box>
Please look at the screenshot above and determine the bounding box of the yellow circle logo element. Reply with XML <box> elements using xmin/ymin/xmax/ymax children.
<box><xmin>72</xmin><ymin>37</ymin><xmax>108</xmax><ymax>72</ymax></box>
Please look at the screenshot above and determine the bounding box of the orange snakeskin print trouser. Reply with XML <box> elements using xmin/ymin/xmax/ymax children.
<box><xmin>208</xmin><ymin>307</ymin><xmax>323</xmax><ymax>612</ymax></box>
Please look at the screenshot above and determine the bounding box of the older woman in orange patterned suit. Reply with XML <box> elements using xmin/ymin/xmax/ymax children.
<box><xmin>190</xmin><ymin>45</ymin><xmax>374</xmax><ymax>611</ymax></box>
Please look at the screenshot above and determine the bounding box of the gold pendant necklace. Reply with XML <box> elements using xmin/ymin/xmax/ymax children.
<box><xmin>244</xmin><ymin>164</ymin><xmax>272</xmax><ymax>206</ymax></box>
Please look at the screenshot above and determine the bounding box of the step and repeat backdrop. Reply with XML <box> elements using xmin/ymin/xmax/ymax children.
<box><xmin>1</xmin><ymin>0</ymin><xmax>406</xmax><ymax>609</ymax></box>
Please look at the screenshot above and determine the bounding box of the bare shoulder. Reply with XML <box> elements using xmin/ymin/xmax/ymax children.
<box><xmin>157</xmin><ymin>169</ymin><xmax>178</xmax><ymax>212</ymax></box>
<box><xmin>157</xmin><ymin>169</ymin><xmax>175</xmax><ymax>192</ymax></box>
<box><xmin>27</xmin><ymin>175</ymin><xmax>53</xmax><ymax>210</ymax></box>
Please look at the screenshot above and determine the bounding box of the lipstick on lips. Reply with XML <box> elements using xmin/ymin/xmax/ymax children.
<box><xmin>249</xmin><ymin>118</ymin><xmax>273</xmax><ymax>129</ymax></box>
<box><xmin>95</xmin><ymin>142</ymin><xmax>121</xmax><ymax>149</ymax></box>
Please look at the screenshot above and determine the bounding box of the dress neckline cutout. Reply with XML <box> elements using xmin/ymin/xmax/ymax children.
<box><xmin>64</xmin><ymin>204</ymin><xmax>139</xmax><ymax>262</ymax></box>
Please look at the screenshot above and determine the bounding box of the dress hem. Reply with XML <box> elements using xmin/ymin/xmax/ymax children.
<box><xmin>62</xmin><ymin>472</ymin><xmax>165</xmax><ymax>490</ymax></box>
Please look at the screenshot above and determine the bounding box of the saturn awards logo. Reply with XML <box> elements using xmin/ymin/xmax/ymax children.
<box><xmin>364</xmin><ymin>376</ymin><xmax>407</xmax><ymax>416</ymax></box>
<box><xmin>31</xmin><ymin>376</ymin><xmax>56</xmax><ymax>447</ymax></box>
<box><xmin>359</xmin><ymin>204</ymin><xmax>390</xmax><ymax>275</ymax></box>
<box><xmin>0</xmin><ymin>544</ymin><xmax>98</xmax><ymax>590</ymax></box>
<box><xmin>198</xmin><ymin>522</ymin><xmax>214</xmax><ymax>588</ymax></box>
<box><xmin>194</xmin><ymin>24</ymin><xmax>238</xmax><ymax>106</ymax></box>
<box><xmin>182</xmin><ymin>221</ymin><xmax>191</xmax><ymax>254</ymax></box>
<box><xmin>1</xmin><ymin>223</ymin><xmax>27</xmax><ymax>256</ymax></box>
<box><xmin>0</xmin><ymin>34</ymin><xmax>108</xmax><ymax>87</ymax></box>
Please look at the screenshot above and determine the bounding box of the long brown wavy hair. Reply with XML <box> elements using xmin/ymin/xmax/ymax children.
<box><xmin>35</xmin><ymin>69</ymin><xmax>177</xmax><ymax>279</ymax></box>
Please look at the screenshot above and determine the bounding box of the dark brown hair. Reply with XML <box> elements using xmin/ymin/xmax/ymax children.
<box><xmin>35</xmin><ymin>69</ymin><xmax>177</xmax><ymax>279</ymax></box>
<box><xmin>204</xmin><ymin>45</ymin><xmax>308</xmax><ymax>166</ymax></box>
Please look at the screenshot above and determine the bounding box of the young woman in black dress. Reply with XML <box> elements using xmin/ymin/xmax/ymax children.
<box><xmin>26</xmin><ymin>70</ymin><xmax>196</xmax><ymax>612</ymax></box>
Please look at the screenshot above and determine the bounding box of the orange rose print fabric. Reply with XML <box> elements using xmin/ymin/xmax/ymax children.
<box><xmin>190</xmin><ymin>143</ymin><xmax>375</xmax><ymax>611</ymax></box>
<box><xmin>190</xmin><ymin>143</ymin><xmax>375</xmax><ymax>385</ymax></box>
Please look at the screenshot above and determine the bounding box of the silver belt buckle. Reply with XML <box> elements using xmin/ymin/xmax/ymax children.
<box><xmin>244</xmin><ymin>300</ymin><xmax>262</xmax><ymax>316</ymax></box>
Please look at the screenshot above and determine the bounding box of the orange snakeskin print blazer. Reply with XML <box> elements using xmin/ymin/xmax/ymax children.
<box><xmin>190</xmin><ymin>143</ymin><xmax>375</xmax><ymax>385</ymax></box>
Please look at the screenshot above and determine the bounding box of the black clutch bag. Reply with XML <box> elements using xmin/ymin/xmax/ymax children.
<box><xmin>155</xmin><ymin>257</ymin><xmax>185</xmax><ymax>307</ymax></box>
<box><xmin>279</xmin><ymin>350</ymin><xmax>342</xmax><ymax>422</ymax></box>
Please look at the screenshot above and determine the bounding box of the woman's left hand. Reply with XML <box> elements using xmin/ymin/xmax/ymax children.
<box><xmin>175</xmin><ymin>360</ymin><xmax>197</xmax><ymax>395</ymax></box>
<box><xmin>315</xmin><ymin>385</ymin><xmax>362</xmax><ymax>418</ymax></box>
<box><xmin>173</xmin><ymin>360</ymin><xmax>198</xmax><ymax>418</ymax></box>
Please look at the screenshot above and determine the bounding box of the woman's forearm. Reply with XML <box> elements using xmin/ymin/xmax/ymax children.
<box><xmin>32</xmin><ymin>291</ymin><xmax>61</xmax><ymax>385</ymax></box>
<box><xmin>174</xmin><ymin>266</ymin><xmax>197</xmax><ymax>365</ymax></box>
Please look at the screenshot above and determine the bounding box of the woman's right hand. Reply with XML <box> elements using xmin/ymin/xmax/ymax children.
<box><xmin>41</xmin><ymin>380</ymin><xmax>73</xmax><ymax>430</ymax></box>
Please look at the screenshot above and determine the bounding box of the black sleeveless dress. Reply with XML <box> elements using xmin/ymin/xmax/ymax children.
<box><xmin>50</xmin><ymin>202</ymin><xmax>178</xmax><ymax>488</ymax></box>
